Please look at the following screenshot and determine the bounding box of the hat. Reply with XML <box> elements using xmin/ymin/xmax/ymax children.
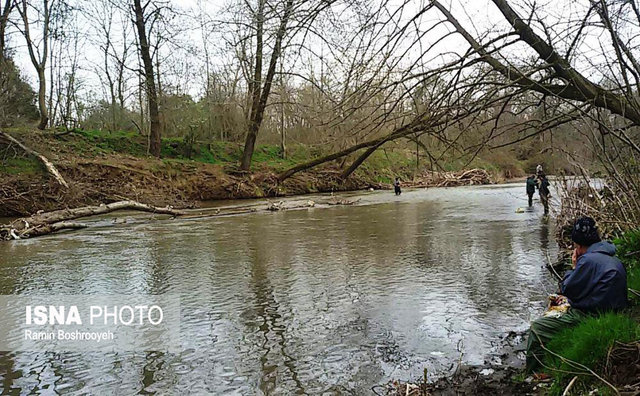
<box><xmin>571</xmin><ymin>216</ymin><xmax>601</xmax><ymax>246</ymax></box>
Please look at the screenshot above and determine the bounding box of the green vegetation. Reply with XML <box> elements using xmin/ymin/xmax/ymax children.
<box><xmin>0</xmin><ymin>156</ymin><xmax>42</xmax><ymax>175</ymax></box>
<box><xmin>614</xmin><ymin>229</ymin><xmax>640</xmax><ymax>295</ymax></box>
<box><xmin>0</xmin><ymin>57</ymin><xmax>39</xmax><ymax>128</ymax></box>
<box><xmin>545</xmin><ymin>313</ymin><xmax>639</xmax><ymax>393</ymax></box>
<box><xmin>1</xmin><ymin>128</ymin><xmax>428</xmax><ymax>177</ymax></box>
<box><xmin>1</xmin><ymin>126</ymin><xmax>547</xmax><ymax>185</ymax></box>
<box><xmin>542</xmin><ymin>229</ymin><xmax>640</xmax><ymax>395</ymax></box>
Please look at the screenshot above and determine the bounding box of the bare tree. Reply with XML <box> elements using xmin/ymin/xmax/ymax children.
<box><xmin>0</xmin><ymin>0</ymin><xmax>13</xmax><ymax>57</ymax></box>
<box><xmin>15</xmin><ymin>0</ymin><xmax>57</xmax><ymax>129</ymax></box>
<box><xmin>83</xmin><ymin>0</ymin><xmax>133</xmax><ymax>131</ymax></box>
<box><xmin>132</xmin><ymin>0</ymin><xmax>162</xmax><ymax>157</ymax></box>
<box><xmin>238</xmin><ymin>0</ymin><xmax>294</xmax><ymax>170</ymax></box>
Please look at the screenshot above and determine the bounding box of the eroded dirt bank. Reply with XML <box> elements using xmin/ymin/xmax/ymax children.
<box><xmin>0</xmin><ymin>130</ymin><xmax>492</xmax><ymax>217</ymax></box>
<box><xmin>0</xmin><ymin>155</ymin><xmax>381</xmax><ymax>217</ymax></box>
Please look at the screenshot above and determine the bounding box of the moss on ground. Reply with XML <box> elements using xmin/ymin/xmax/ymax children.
<box><xmin>0</xmin><ymin>156</ymin><xmax>43</xmax><ymax>175</ymax></box>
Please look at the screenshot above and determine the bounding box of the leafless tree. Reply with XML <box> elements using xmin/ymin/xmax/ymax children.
<box><xmin>0</xmin><ymin>0</ymin><xmax>13</xmax><ymax>57</ymax></box>
<box><xmin>132</xmin><ymin>0</ymin><xmax>164</xmax><ymax>156</ymax></box>
<box><xmin>14</xmin><ymin>0</ymin><xmax>57</xmax><ymax>129</ymax></box>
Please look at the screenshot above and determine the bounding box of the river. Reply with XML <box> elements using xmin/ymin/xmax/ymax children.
<box><xmin>0</xmin><ymin>183</ymin><xmax>558</xmax><ymax>394</ymax></box>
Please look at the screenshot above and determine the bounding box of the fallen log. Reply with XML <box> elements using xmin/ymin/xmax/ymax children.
<box><xmin>0</xmin><ymin>130</ymin><xmax>69</xmax><ymax>188</ymax></box>
<box><xmin>1</xmin><ymin>200</ymin><xmax>186</xmax><ymax>240</ymax></box>
<box><xmin>19</xmin><ymin>222</ymin><xmax>88</xmax><ymax>238</ymax></box>
<box><xmin>1</xmin><ymin>197</ymin><xmax>361</xmax><ymax>240</ymax></box>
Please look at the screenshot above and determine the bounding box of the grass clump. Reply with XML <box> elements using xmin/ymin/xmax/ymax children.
<box><xmin>545</xmin><ymin>312</ymin><xmax>639</xmax><ymax>373</ymax></box>
<box><xmin>543</xmin><ymin>312</ymin><xmax>639</xmax><ymax>395</ymax></box>
<box><xmin>0</xmin><ymin>156</ymin><xmax>43</xmax><ymax>175</ymax></box>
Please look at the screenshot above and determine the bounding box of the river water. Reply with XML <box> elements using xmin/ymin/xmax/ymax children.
<box><xmin>0</xmin><ymin>183</ymin><xmax>558</xmax><ymax>394</ymax></box>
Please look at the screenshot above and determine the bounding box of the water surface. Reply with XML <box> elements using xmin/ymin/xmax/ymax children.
<box><xmin>0</xmin><ymin>183</ymin><xmax>557</xmax><ymax>394</ymax></box>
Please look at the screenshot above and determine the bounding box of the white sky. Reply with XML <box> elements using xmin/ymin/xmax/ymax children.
<box><xmin>4</xmin><ymin>0</ymin><xmax>615</xmax><ymax>108</ymax></box>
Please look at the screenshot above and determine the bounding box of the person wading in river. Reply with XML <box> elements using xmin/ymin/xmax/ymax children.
<box><xmin>526</xmin><ymin>175</ymin><xmax>538</xmax><ymax>207</ymax></box>
<box><xmin>538</xmin><ymin>174</ymin><xmax>551</xmax><ymax>216</ymax></box>
<box><xmin>394</xmin><ymin>177</ymin><xmax>402</xmax><ymax>196</ymax></box>
<box><xmin>525</xmin><ymin>216</ymin><xmax>628</xmax><ymax>373</ymax></box>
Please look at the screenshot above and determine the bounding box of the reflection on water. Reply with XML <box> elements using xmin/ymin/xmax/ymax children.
<box><xmin>0</xmin><ymin>183</ymin><xmax>557</xmax><ymax>394</ymax></box>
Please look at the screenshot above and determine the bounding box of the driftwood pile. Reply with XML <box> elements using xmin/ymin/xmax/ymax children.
<box><xmin>407</xmin><ymin>168</ymin><xmax>492</xmax><ymax>188</ymax></box>
<box><xmin>553</xmin><ymin>179</ymin><xmax>631</xmax><ymax>249</ymax></box>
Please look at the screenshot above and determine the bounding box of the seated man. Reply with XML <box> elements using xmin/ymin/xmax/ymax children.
<box><xmin>525</xmin><ymin>216</ymin><xmax>628</xmax><ymax>372</ymax></box>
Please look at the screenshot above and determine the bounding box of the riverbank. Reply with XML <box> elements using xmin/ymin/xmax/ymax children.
<box><xmin>0</xmin><ymin>128</ymin><xmax>496</xmax><ymax>217</ymax></box>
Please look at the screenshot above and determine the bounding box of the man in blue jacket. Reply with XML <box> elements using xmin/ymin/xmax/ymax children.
<box><xmin>525</xmin><ymin>216</ymin><xmax>628</xmax><ymax>372</ymax></box>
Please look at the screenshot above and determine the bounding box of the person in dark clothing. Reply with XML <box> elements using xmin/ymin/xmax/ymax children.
<box><xmin>525</xmin><ymin>217</ymin><xmax>628</xmax><ymax>372</ymax></box>
<box><xmin>526</xmin><ymin>175</ymin><xmax>538</xmax><ymax>207</ymax></box>
<box><xmin>538</xmin><ymin>174</ymin><xmax>551</xmax><ymax>215</ymax></box>
<box><xmin>394</xmin><ymin>177</ymin><xmax>401</xmax><ymax>195</ymax></box>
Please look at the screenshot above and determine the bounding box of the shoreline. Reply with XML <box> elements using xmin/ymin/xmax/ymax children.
<box><xmin>0</xmin><ymin>155</ymin><xmax>497</xmax><ymax>217</ymax></box>
<box><xmin>0</xmin><ymin>129</ymin><xmax>510</xmax><ymax>218</ymax></box>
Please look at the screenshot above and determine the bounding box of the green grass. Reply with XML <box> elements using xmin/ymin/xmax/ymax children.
<box><xmin>357</xmin><ymin>149</ymin><xmax>417</xmax><ymax>182</ymax></box>
<box><xmin>544</xmin><ymin>313</ymin><xmax>639</xmax><ymax>395</ymax></box>
<box><xmin>0</xmin><ymin>156</ymin><xmax>43</xmax><ymax>175</ymax></box>
<box><xmin>57</xmin><ymin>129</ymin><xmax>302</xmax><ymax>168</ymax></box>
<box><xmin>545</xmin><ymin>312</ymin><xmax>639</xmax><ymax>373</ymax></box>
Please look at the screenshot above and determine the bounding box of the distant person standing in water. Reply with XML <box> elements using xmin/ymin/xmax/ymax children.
<box><xmin>538</xmin><ymin>174</ymin><xmax>551</xmax><ymax>215</ymax></box>
<box><xmin>394</xmin><ymin>177</ymin><xmax>402</xmax><ymax>195</ymax></box>
<box><xmin>536</xmin><ymin>164</ymin><xmax>543</xmax><ymax>177</ymax></box>
<box><xmin>526</xmin><ymin>175</ymin><xmax>538</xmax><ymax>207</ymax></box>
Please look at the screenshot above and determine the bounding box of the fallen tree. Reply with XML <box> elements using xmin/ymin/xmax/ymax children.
<box><xmin>0</xmin><ymin>197</ymin><xmax>364</xmax><ymax>240</ymax></box>
<box><xmin>1</xmin><ymin>200</ymin><xmax>186</xmax><ymax>240</ymax></box>
<box><xmin>0</xmin><ymin>130</ymin><xmax>69</xmax><ymax>188</ymax></box>
<box><xmin>277</xmin><ymin>114</ymin><xmax>440</xmax><ymax>182</ymax></box>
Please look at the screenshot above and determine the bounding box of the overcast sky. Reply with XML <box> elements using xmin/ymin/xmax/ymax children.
<box><xmin>4</xmin><ymin>0</ymin><xmax>608</xmax><ymax>106</ymax></box>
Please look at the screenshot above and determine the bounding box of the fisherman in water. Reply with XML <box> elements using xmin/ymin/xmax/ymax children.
<box><xmin>538</xmin><ymin>173</ymin><xmax>551</xmax><ymax>216</ymax></box>
<box><xmin>394</xmin><ymin>177</ymin><xmax>402</xmax><ymax>195</ymax></box>
<box><xmin>526</xmin><ymin>175</ymin><xmax>538</xmax><ymax>207</ymax></box>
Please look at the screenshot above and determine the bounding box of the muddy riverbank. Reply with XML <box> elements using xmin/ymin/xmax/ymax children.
<box><xmin>0</xmin><ymin>128</ymin><xmax>493</xmax><ymax>217</ymax></box>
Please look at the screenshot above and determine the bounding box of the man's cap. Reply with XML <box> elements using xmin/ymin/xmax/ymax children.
<box><xmin>571</xmin><ymin>216</ymin><xmax>601</xmax><ymax>246</ymax></box>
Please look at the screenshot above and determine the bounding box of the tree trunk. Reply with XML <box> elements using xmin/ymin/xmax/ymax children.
<box><xmin>0</xmin><ymin>0</ymin><xmax>12</xmax><ymax>58</ymax></box>
<box><xmin>1</xmin><ymin>200</ymin><xmax>185</xmax><ymax>240</ymax></box>
<box><xmin>240</xmin><ymin>0</ymin><xmax>294</xmax><ymax>171</ymax></box>
<box><xmin>340</xmin><ymin>142</ymin><xmax>385</xmax><ymax>180</ymax></box>
<box><xmin>240</xmin><ymin>0</ymin><xmax>265</xmax><ymax>171</ymax></box>
<box><xmin>36</xmin><ymin>68</ymin><xmax>49</xmax><ymax>129</ymax></box>
<box><xmin>17</xmin><ymin>200</ymin><xmax>184</xmax><ymax>228</ymax></box>
<box><xmin>280</xmin><ymin>62</ymin><xmax>286</xmax><ymax>159</ymax></box>
<box><xmin>0</xmin><ymin>130</ymin><xmax>67</xmax><ymax>187</ymax></box>
<box><xmin>278</xmin><ymin>120</ymin><xmax>426</xmax><ymax>181</ymax></box>
<box><xmin>133</xmin><ymin>0</ymin><xmax>161</xmax><ymax>157</ymax></box>
<box><xmin>18</xmin><ymin>0</ymin><xmax>50</xmax><ymax>130</ymax></box>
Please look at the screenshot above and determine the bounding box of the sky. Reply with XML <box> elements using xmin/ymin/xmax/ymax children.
<box><xmin>3</xmin><ymin>0</ymin><xmax>615</xmax><ymax>110</ymax></box>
